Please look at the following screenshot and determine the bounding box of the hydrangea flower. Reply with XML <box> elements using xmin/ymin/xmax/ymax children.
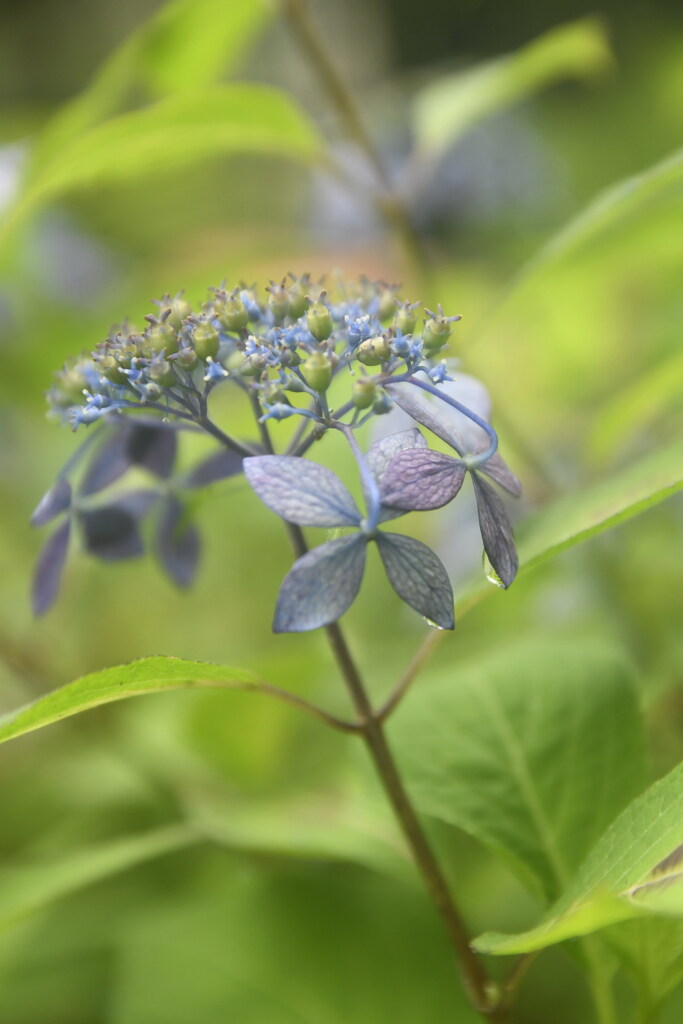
<box><xmin>33</xmin><ymin>275</ymin><xmax>521</xmax><ymax>627</ymax></box>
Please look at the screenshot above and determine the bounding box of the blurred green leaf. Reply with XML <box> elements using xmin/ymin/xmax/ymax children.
<box><xmin>391</xmin><ymin>639</ymin><xmax>646</xmax><ymax>901</ymax></box>
<box><xmin>413</xmin><ymin>18</ymin><xmax>610</xmax><ymax>161</ymax></box>
<box><xmin>587</xmin><ymin>349</ymin><xmax>683</xmax><ymax>465</ymax></box>
<box><xmin>518</xmin><ymin>437</ymin><xmax>683</xmax><ymax>573</ymax></box>
<box><xmin>458</xmin><ymin>437</ymin><xmax>683</xmax><ymax>614</ymax></box>
<box><xmin>0</xmin><ymin>656</ymin><xmax>265</xmax><ymax>746</ymax></box>
<box><xmin>475</xmin><ymin>760</ymin><xmax>683</xmax><ymax>955</ymax></box>
<box><xmin>502</xmin><ymin>144</ymin><xmax>683</xmax><ymax>301</ymax></box>
<box><xmin>2</xmin><ymin>84</ymin><xmax>325</xmax><ymax>248</ymax></box>
<box><xmin>111</xmin><ymin>867</ymin><xmax>480</xmax><ymax>1024</ymax></box>
<box><xmin>30</xmin><ymin>0</ymin><xmax>272</xmax><ymax>172</ymax></box>
<box><xmin>192</xmin><ymin>791</ymin><xmax>411</xmax><ymax>881</ymax></box>
<box><xmin>607</xmin><ymin>918</ymin><xmax>683</xmax><ymax>1013</ymax></box>
<box><xmin>0</xmin><ymin>825</ymin><xmax>199</xmax><ymax>928</ymax></box>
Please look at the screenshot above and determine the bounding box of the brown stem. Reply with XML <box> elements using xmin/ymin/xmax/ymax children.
<box><xmin>247</xmin><ymin>678</ymin><xmax>361</xmax><ymax>733</ymax></box>
<box><xmin>203</xmin><ymin>412</ymin><xmax>508</xmax><ymax>1020</ymax></box>
<box><xmin>283</xmin><ymin>521</ymin><xmax>506</xmax><ymax>1021</ymax></box>
<box><xmin>377</xmin><ymin>626</ymin><xmax>444</xmax><ymax>723</ymax></box>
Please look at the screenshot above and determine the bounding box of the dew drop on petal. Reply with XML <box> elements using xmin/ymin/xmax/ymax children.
<box><xmin>423</xmin><ymin>617</ymin><xmax>447</xmax><ymax>631</ymax></box>
<box><xmin>483</xmin><ymin>551</ymin><xmax>505</xmax><ymax>588</ymax></box>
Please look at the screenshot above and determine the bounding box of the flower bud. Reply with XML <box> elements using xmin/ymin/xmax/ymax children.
<box><xmin>377</xmin><ymin>287</ymin><xmax>397</xmax><ymax>321</ymax></box>
<box><xmin>149</xmin><ymin>359</ymin><xmax>176</xmax><ymax>388</ymax></box>
<box><xmin>260</xmin><ymin>380</ymin><xmax>286</xmax><ymax>404</ymax></box>
<box><xmin>267</xmin><ymin>283</ymin><xmax>290</xmax><ymax>322</ymax></box>
<box><xmin>143</xmin><ymin>382</ymin><xmax>163</xmax><ymax>402</ymax></box>
<box><xmin>422</xmin><ymin>311</ymin><xmax>460</xmax><ymax>355</ymax></box>
<box><xmin>99</xmin><ymin>355</ymin><xmax>128</xmax><ymax>385</ymax></box>
<box><xmin>281</xmin><ymin>374</ymin><xmax>306</xmax><ymax>393</ymax></box>
<box><xmin>145</xmin><ymin>322</ymin><xmax>179</xmax><ymax>355</ymax></box>
<box><xmin>394</xmin><ymin>301</ymin><xmax>419</xmax><ymax>335</ymax></box>
<box><xmin>175</xmin><ymin>347</ymin><xmax>198</xmax><ymax>371</ymax></box>
<box><xmin>306</xmin><ymin>301</ymin><xmax>333</xmax><ymax>342</ymax></box>
<box><xmin>352</xmin><ymin>376</ymin><xmax>376</xmax><ymax>409</ymax></box>
<box><xmin>302</xmin><ymin>350</ymin><xmax>332</xmax><ymax>392</ymax></box>
<box><xmin>372</xmin><ymin>390</ymin><xmax>393</xmax><ymax>415</ymax></box>
<box><xmin>279</xmin><ymin>348</ymin><xmax>301</xmax><ymax>368</ymax></box>
<box><xmin>287</xmin><ymin>276</ymin><xmax>309</xmax><ymax>319</ymax></box>
<box><xmin>192</xmin><ymin>322</ymin><xmax>220</xmax><ymax>361</ymax></box>
<box><xmin>356</xmin><ymin>335</ymin><xmax>391</xmax><ymax>366</ymax></box>
<box><xmin>166</xmin><ymin>295</ymin><xmax>192</xmax><ymax>329</ymax></box>
<box><xmin>218</xmin><ymin>297</ymin><xmax>249</xmax><ymax>333</ymax></box>
<box><xmin>239</xmin><ymin>353</ymin><xmax>267</xmax><ymax>377</ymax></box>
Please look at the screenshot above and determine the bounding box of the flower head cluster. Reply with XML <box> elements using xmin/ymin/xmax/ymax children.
<box><xmin>35</xmin><ymin>275</ymin><xmax>521</xmax><ymax>632</ymax></box>
<box><xmin>47</xmin><ymin>275</ymin><xmax>461</xmax><ymax>431</ymax></box>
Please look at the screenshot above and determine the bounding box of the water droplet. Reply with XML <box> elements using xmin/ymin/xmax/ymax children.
<box><xmin>482</xmin><ymin>552</ymin><xmax>504</xmax><ymax>588</ymax></box>
<box><xmin>423</xmin><ymin>617</ymin><xmax>447</xmax><ymax>631</ymax></box>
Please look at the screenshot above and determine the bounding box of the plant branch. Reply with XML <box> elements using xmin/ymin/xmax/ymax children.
<box><xmin>247</xmin><ymin>678</ymin><xmax>361</xmax><ymax>733</ymax></box>
<box><xmin>205</xmin><ymin>394</ymin><xmax>510</xmax><ymax>1020</ymax></box>
<box><xmin>280</xmin><ymin>0</ymin><xmax>433</xmax><ymax>292</ymax></box>
<box><xmin>283</xmin><ymin>517</ymin><xmax>509</xmax><ymax>1020</ymax></box>
<box><xmin>377</xmin><ymin>626</ymin><xmax>444</xmax><ymax>723</ymax></box>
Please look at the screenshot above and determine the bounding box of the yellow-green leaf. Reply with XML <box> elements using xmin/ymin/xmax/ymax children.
<box><xmin>474</xmin><ymin>761</ymin><xmax>683</xmax><ymax>955</ymax></box>
<box><xmin>413</xmin><ymin>18</ymin><xmax>611</xmax><ymax>161</ymax></box>
<box><xmin>0</xmin><ymin>656</ymin><xmax>262</xmax><ymax>746</ymax></box>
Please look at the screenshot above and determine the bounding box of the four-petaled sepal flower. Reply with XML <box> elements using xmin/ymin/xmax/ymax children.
<box><xmin>244</xmin><ymin>453</ymin><xmax>455</xmax><ymax>633</ymax></box>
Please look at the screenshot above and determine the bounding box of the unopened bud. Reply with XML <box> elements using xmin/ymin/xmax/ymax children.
<box><xmin>239</xmin><ymin>353</ymin><xmax>267</xmax><ymax>377</ymax></box>
<box><xmin>377</xmin><ymin>288</ymin><xmax>397</xmax><ymax>321</ymax></box>
<box><xmin>192</xmin><ymin>322</ymin><xmax>220</xmax><ymax>361</ymax></box>
<box><xmin>306</xmin><ymin>301</ymin><xmax>333</xmax><ymax>342</ymax></box>
<box><xmin>356</xmin><ymin>335</ymin><xmax>391</xmax><ymax>366</ymax></box>
<box><xmin>281</xmin><ymin>374</ymin><xmax>306</xmax><ymax>393</ymax></box>
<box><xmin>394</xmin><ymin>301</ymin><xmax>419</xmax><ymax>335</ymax></box>
<box><xmin>100</xmin><ymin>355</ymin><xmax>127</xmax><ymax>385</ymax></box>
<box><xmin>372</xmin><ymin>390</ymin><xmax>393</xmax><ymax>415</ymax></box>
<box><xmin>218</xmin><ymin>297</ymin><xmax>249</xmax><ymax>333</ymax></box>
<box><xmin>302</xmin><ymin>350</ymin><xmax>332</xmax><ymax>392</ymax></box>
<box><xmin>145</xmin><ymin>322</ymin><xmax>179</xmax><ymax>355</ymax></box>
<box><xmin>149</xmin><ymin>359</ymin><xmax>176</xmax><ymax>387</ymax></box>
<box><xmin>267</xmin><ymin>283</ymin><xmax>290</xmax><ymax>321</ymax></box>
<box><xmin>287</xmin><ymin>276</ymin><xmax>309</xmax><ymax>319</ymax></box>
<box><xmin>176</xmin><ymin>347</ymin><xmax>198</xmax><ymax>371</ymax></box>
<box><xmin>166</xmin><ymin>294</ymin><xmax>192</xmax><ymax>329</ymax></box>
<box><xmin>352</xmin><ymin>377</ymin><xmax>376</xmax><ymax>409</ymax></box>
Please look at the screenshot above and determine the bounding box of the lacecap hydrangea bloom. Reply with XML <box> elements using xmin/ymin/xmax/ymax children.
<box><xmin>32</xmin><ymin>274</ymin><xmax>520</xmax><ymax>629</ymax></box>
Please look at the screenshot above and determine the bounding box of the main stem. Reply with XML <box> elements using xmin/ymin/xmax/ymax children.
<box><xmin>283</xmin><ymin>517</ymin><xmax>506</xmax><ymax>1020</ymax></box>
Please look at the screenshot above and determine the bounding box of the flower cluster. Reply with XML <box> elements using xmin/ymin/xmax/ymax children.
<box><xmin>47</xmin><ymin>275</ymin><xmax>461</xmax><ymax>431</ymax></box>
<box><xmin>34</xmin><ymin>275</ymin><xmax>520</xmax><ymax>631</ymax></box>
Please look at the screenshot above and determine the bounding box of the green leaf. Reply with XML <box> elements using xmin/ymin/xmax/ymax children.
<box><xmin>111</xmin><ymin>868</ymin><xmax>481</xmax><ymax>1024</ymax></box>
<box><xmin>413</xmin><ymin>18</ymin><xmax>611</xmax><ymax>161</ymax></box>
<box><xmin>500</xmin><ymin>144</ymin><xmax>683</xmax><ymax>302</ymax></box>
<box><xmin>474</xmin><ymin>761</ymin><xmax>683</xmax><ymax>955</ymax></box>
<box><xmin>29</xmin><ymin>0</ymin><xmax>272</xmax><ymax>172</ymax></box>
<box><xmin>0</xmin><ymin>825</ymin><xmax>199</xmax><ymax>928</ymax></box>
<box><xmin>391</xmin><ymin>639</ymin><xmax>646</xmax><ymax>901</ymax></box>
<box><xmin>606</xmin><ymin>918</ymin><xmax>683</xmax><ymax>1012</ymax></box>
<box><xmin>3</xmin><ymin>84</ymin><xmax>325</xmax><ymax>247</ymax></box>
<box><xmin>0</xmin><ymin>656</ymin><xmax>265</xmax><ymax>746</ymax></box>
<box><xmin>587</xmin><ymin>348</ymin><xmax>683</xmax><ymax>465</ymax></box>
<box><xmin>458</xmin><ymin>436</ymin><xmax>683</xmax><ymax>615</ymax></box>
<box><xmin>193</xmin><ymin>791</ymin><xmax>411</xmax><ymax>883</ymax></box>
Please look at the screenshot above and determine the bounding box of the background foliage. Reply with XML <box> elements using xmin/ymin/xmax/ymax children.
<box><xmin>1</xmin><ymin>0</ymin><xmax>683</xmax><ymax>1021</ymax></box>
